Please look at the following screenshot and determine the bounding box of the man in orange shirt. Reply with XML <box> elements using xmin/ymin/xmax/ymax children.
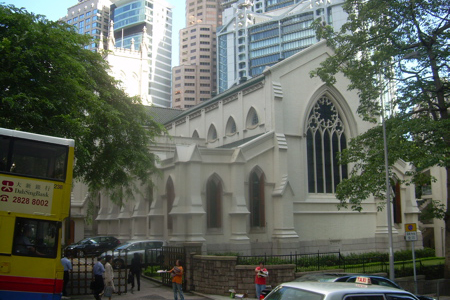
<box><xmin>169</xmin><ymin>259</ymin><xmax>184</xmax><ymax>300</ymax></box>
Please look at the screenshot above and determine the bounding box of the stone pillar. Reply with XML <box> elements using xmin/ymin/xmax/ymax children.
<box><xmin>271</xmin><ymin>134</ymin><xmax>299</xmax><ymax>253</ymax></box>
<box><xmin>170</xmin><ymin>145</ymin><xmax>206</xmax><ymax>243</ymax></box>
<box><xmin>229</xmin><ymin>149</ymin><xmax>250</xmax><ymax>253</ymax></box>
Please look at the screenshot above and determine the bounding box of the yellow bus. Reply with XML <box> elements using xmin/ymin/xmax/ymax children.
<box><xmin>0</xmin><ymin>128</ymin><xmax>75</xmax><ymax>300</ymax></box>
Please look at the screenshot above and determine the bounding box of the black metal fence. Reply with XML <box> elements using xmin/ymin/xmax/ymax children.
<box><xmin>237</xmin><ymin>251</ymin><xmax>343</xmax><ymax>272</ymax></box>
<box><xmin>236</xmin><ymin>251</ymin><xmax>445</xmax><ymax>278</ymax></box>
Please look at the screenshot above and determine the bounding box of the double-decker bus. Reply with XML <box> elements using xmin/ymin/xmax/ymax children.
<box><xmin>0</xmin><ymin>128</ymin><xmax>75</xmax><ymax>300</ymax></box>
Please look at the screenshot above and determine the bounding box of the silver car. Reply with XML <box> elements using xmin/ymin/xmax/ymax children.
<box><xmin>264</xmin><ymin>281</ymin><xmax>419</xmax><ymax>300</ymax></box>
<box><xmin>101</xmin><ymin>239</ymin><xmax>166</xmax><ymax>269</ymax></box>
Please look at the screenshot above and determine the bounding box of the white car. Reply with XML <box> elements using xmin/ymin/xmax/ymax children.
<box><xmin>100</xmin><ymin>239</ymin><xmax>166</xmax><ymax>269</ymax></box>
<box><xmin>264</xmin><ymin>280</ymin><xmax>419</xmax><ymax>300</ymax></box>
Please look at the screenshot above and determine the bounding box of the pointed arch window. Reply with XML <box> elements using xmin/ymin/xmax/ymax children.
<box><xmin>392</xmin><ymin>181</ymin><xmax>402</xmax><ymax>224</ymax></box>
<box><xmin>226</xmin><ymin>117</ymin><xmax>237</xmax><ymax>136</ymax></box>
<box><xmin>249</xmin><ymin>170</ymin><xmax>265</xmax><ymax>227</ymax></box>
<box><xmin>166</xmin><ymin>177</ymin><xmax>175</xmax><ymax>230</ymax></box>
<box><xmin>306</xmin><ymin>96</ymin><xmax>348</xmax><ymax>193</ymax></box>
<box><xmin>246</xmin><ymin>107</ymin><xmax>259</xmax><ymax>129</ymax></box>
<box><xmin>192</xmin><ymin>130</ymin><xmax>199</xmax><ymax>138</ymax></box>
<box><xmin>207</xmin><ymin>124</ymin><xmax>218</xmax><ymax>141</ymax></box>
<box><xmin>206</xmin><ymin>176</ymin><xmax>222</xmax><ymax>228</ymax></box>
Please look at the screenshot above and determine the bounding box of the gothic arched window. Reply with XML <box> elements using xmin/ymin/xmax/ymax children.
<box><xmin>207</xmin><ymin>124</ymin><xmax>218</xmax><ymax>141</ymax></box>
<box><xmin>206</xmin><ymin>175</ymin><xmax>222</xmax><ymax>228</ymax></box>
<box><xmin>246</xmin><ymin>107</ymin><xmax>259</xmax><ymax>129</ymax></box>
<box><xmin>306</xmin><ymin>96</ymin><xmax>348</xmax><ymax>193</ymax></box>
<box><xmin>166</xmin><ymin>177</ymin><xmax>175</xmax><ymax>230</ymax></box>
<box><xmin>392</xmin><ymin>181</ymin><xmax>402</xmax><ymax>224</ymax></box>
<box><xmin>249</xmin><ymin>170</ymin><xmax>265</xmax><ymax>227</ymax></box>
<box><xmin>226</xmin><ymin>117</ymin><xmax>237</xmax><ymax>136</ymax></box>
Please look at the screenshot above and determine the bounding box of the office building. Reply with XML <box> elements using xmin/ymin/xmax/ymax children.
<box><xmin>111</xmin><ymin>0</ymin><xmax>173</xmax><ymax>107</ymax></box>
<box><xmin>62</xmin><ymin>0</ymin><xmax>112</xmax><ymax>51</ymax></box>
<box><xmin>217</xmin><ymin>0</ymin><xmax>347</xmax><ymax>93</ymax></box>
<box><xmin>171</xmin><ymin>0</ymin><xmax>223</xmax><ymax>110</ymax></box>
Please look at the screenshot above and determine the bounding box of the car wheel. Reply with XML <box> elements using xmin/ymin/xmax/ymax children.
<box><xmin>77</xmin><ymin>250</ymin><xmax>85</xmax><ymax>258</ymax></box>
<box><xmin>114</xmin><ymin>259</ymin><xmax>124</xmax><ymax>269</ymax></box>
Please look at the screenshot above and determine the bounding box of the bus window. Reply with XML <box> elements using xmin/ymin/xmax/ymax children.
<box><xmin>13</xmin><ymin>218</ymin><xmax>59</xmax><ymax>258</ymax></box>
<box><xmin>0</xmin><ymin>136</ymin><xmax>10</xmax><ymax>171</ymax></box>
<box><xmin>1</xmin><ymin>137</ymin><xmax>68</xmax><ymax>181</ymax></box>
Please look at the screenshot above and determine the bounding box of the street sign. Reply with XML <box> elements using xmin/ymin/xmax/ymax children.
<box><xmin>405</xmin><ymin>223</ymin><xmax>417</xmax><ymax>241</ymax></box>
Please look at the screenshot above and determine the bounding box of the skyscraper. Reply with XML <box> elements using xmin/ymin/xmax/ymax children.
<box><xmin>217</xmin><ymin>0</ymin><xmax>348</xmax><ymax>93</ymax></box>
<box><xmin>111</xmin><ymin>0</ymin><xmax>173</xmax><ymax>107</ymax></box>
<box><xmin>61</xmin><ymin>0</ymin><xmax>112</xmax><ymax>51</ymax></box>
<box><xmin>171</xmin><ymin>0</ymin><xmax>223</xmax><ymax>110</ymax></box>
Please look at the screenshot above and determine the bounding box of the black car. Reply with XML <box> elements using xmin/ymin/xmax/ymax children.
<box><xmin>64</xmin><ymin>236</ymin><xmax>121</xmax><ymax>258</ymax></box>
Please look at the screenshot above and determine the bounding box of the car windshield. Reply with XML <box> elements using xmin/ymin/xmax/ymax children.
<box><xmin>265</xmin><ymin>286</ymin><xmax>324</xmax><ymax>300</ymax></box>
<box><xmin>114</xmin><ymin>242</ymin><xmax>132</xmax><ymax>250</ymax></box>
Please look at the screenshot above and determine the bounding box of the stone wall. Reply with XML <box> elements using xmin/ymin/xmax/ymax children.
<box><xmin>190</xmin><ymin>255</ymin><xmax>295</xmax><ymax>297</ymax></box>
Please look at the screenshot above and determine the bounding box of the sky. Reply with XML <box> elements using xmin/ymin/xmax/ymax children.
<box><xmin>5</xmin><ymin>0</ymin><xmax>185</xmax><ymax>65</ymax></box>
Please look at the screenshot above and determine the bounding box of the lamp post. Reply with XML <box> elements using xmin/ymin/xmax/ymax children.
<box><xmin>380</xmin><ymin>89</ymin><xmax>395</xmax><ymax>281</ymax></box>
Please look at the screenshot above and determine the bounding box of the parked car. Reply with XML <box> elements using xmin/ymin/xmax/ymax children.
<box><xmin>292</xmin><ymin>273</ymin><xmax>434</xmax><ymax>300</ymax></box>
<box><xmin>64</xmin><ymin>236</ymin><xmax>121</xmax><ymax>258</ymax></box>
<box><xmin>264</xmin><ymin>280</ymin><xmax>419</xmax><ymax>300</ymax></box>
<box><xmin>100</xmin><ymin>239</ymin><xmax>166</xmax><ymax>269</ymax></box>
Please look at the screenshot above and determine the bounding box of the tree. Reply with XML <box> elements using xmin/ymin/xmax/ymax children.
<box><xmin>0</xmin><ymin>5</ymin><xmax>164</xmax><ymax>203</ymax></box>
<box><xmin>310</xmin><ymin>0</ymin><xmax>449</xmax><ymax>276</ymax></box>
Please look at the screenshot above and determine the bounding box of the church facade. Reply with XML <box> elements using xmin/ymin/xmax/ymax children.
<box><xmin>70</xmin><ymin>41</ymin><xmax>422</xmax><ymax>255</ymax></box>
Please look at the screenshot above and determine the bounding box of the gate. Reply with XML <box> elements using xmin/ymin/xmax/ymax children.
<box><xmin>67</xmin><ymin>256</ymin><xmax>130</xmax><ymax>295</ymax></box>
<box><xmin>157</xmin><ymin>246</ymin><xmax>186</xmax><ymax>289</ymax></box>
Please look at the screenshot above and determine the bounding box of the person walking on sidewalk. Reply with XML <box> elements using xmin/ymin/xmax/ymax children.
<box><xmin>130</xmin><ymin>253</ymin><xmax>142</xmax><ymax>293</ymax></box>
<box><xmin>168</xmin><ymin>259</ymin><xmax>184</xmax><ymax>300</ymax></box>
<box><xmin>255</xmin><ymin>261</ymin><xmax>268</xmax><ymax>300</ymax></box>
<box><xmin>104</xmin><ymin>255</ymin><xmax>115</xmax><ymax>300</ymax></box>
<box><xmin>92</xmin><ymin>257</ymin><xmax>105</xmax><ymax>300</ymax></box>
<box><xmin>61</xmin><ymin>254</ymin><xmax>72</xmax><ymax>299</ymax></box>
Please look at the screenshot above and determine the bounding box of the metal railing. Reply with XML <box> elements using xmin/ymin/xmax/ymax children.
<box><xmin>236</xmin><ymin>251</ymin><xmax>445</xmax><ymax>278</ymax></box>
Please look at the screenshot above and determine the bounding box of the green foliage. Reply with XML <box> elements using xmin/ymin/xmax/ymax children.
<box><xmin>0</xmin><ymin>5</ymin><xmax>164</xmax><ymax>204</ymax></box>
<box><xmin>310</xmin><ymin>0</ymin><xmax>449</xmax><ymax>275</ymax></box>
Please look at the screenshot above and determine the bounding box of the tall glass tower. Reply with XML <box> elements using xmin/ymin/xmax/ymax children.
<box><xmin>62</xmin><ymin>0</ymin><xmax>113</xmax><ymax>51</ymax></box>
<box><xmin>111</xmin><ymin>0</ymin><xmax>173</xmax><ymax>107</ymax></box>
<box><xmin>217</xmin><ymin>0</ymin><xmax>348</xmax><ymax>93</ymax></box>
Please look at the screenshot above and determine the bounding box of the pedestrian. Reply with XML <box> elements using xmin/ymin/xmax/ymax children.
<box><xmin>130</xmin><ymin>253</ymin><xmax>141</xmax><ymax>293</ymax></box>
<box><xmin>168</xmin><ymin>259</ymin><xmax>184</xmax><ymax>300</ymax></box>
<box><xmin>103</xmin><ymin>255</ymin><xmax>115</xmax><ymax>300</ymax></box>
<box><xmin>255</xmin><ymin>261</ymin><xmax>268</xmax><ymax>300</ymax></box>
<box><xmin>61</xmin><ymin>254</ymin><xmax>72</xmax><ymax>299</ymax></box>
<box><xmin>92</xmin><ymin>257</ymin><xmax>105</xmax><ymax>300</ymax></box>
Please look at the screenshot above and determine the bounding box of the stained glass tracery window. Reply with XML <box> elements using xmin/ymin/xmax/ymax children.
<box><xmin>306</xmin><ymin>96</ymin><xmax>348</xmax><ymax>193</ymax></box>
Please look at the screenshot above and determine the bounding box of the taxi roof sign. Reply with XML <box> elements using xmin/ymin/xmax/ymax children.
<box><xmin>355</xmin><ymin>276</ymin><xmax>372</xmax><ymax>285</ymax></box>
<box><xmin>405</xmin><ymin>223</ymin><xmax>417</xmax><ymax>232</ymax></box>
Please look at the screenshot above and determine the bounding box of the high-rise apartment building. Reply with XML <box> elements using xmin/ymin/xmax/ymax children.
<box><xmin>110</xmin><ymin>0</ymin><xmax>173</xmax><ymax>107</ymax></box>
<box><xmin>171</xmin><ymin>0</ymin><xmax>223</xmax><ymax>110</ymax></box>
<box><xmin>62</xmin><ymin>0</ymin><xmax>112</xmax><ymax>51</ymax></box>
<box><xmin>217</xmin><ymin>0</ymin><xmax>347</xmax><ymax>93</ymax></box>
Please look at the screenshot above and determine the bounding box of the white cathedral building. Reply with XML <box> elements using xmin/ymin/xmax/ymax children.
<box><xmin>70</xmin><ymin>40</ymin><xmax>426</xmax><ymax>255</ymax></box>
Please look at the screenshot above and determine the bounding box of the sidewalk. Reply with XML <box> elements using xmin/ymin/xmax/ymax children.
<box><xmin>65</xmin><ymin>277</ymin><xmax>230</xmax><ymax>300</ymax></box>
